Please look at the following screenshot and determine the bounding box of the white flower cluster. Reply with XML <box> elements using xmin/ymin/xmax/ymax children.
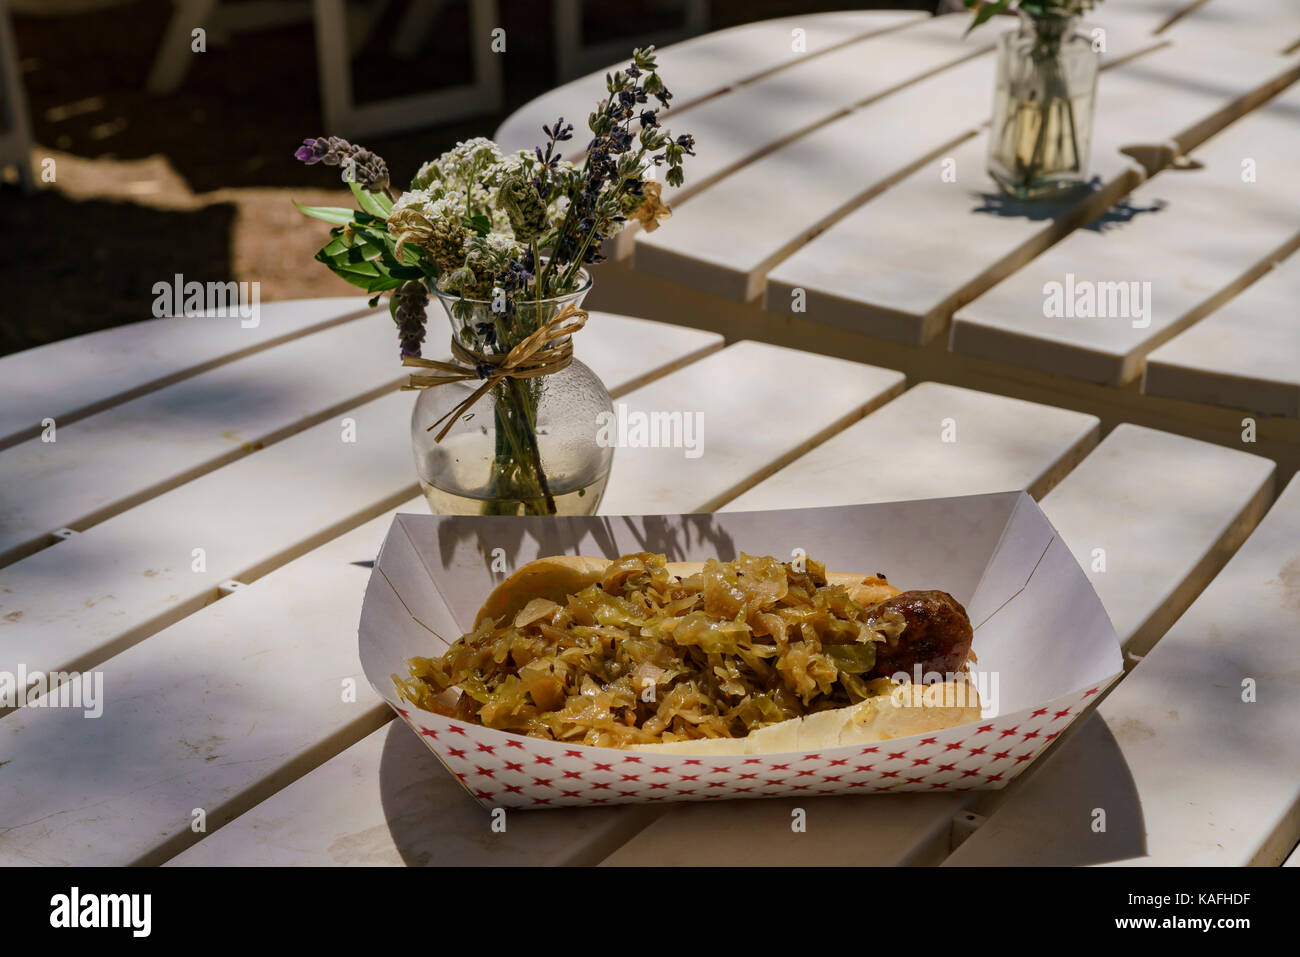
<box><xmin>387</xmin><ymin>136</ymin><xmax>587</xmax><ymax>288</ymax></box>
<box><xmin>413</xmin><ymin>137</ymin><xmax>503</xmax><ymax>191</ymax></box>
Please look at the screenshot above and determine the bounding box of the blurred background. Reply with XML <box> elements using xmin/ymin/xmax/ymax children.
<box><xmin>0</xmin><ymin>0</ymin><xmax>961</xmax><ymax>356</ymax></box>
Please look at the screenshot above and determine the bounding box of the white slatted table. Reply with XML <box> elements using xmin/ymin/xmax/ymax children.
<box><xmin>497</xmin><ymin>2</ymin><xmax>1300</xmax><ymax>477</ymax></box>
<box><xmin>0</xmin><ymin>289</ymin><xmax>1290</xmax><ymax>868</ymax></box>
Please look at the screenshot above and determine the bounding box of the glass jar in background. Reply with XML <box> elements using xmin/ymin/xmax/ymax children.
<box><xmin>987</xmin><ymin>10</ymin><xmax>1100</xmax><ymax>198</ymax></box>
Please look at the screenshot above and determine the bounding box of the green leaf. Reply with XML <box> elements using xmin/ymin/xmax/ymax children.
<box><xmin>319</xmin><ymin>233</ymin><xmax>350</xmax><ymax>257</ymax></box>
<box><xmin>346</xmin><ymin>232</ymin><xmax>386</xmax><ymax>260</ymax></box>
<box><xmin>965</xmin><ymin>0</ymin><xmax>1011</xmax><ymax>33</ymax></box>
<box><xmin>293</xmin><ymin>201</ymin><xmax>358</xmax><ymax>226</ymax></box>
<box><xmin>465</xmin><ymin>213</ymin><xmax>492</xmax><ymax>237</ymax></box>
<box><xmin>311</xmin><ymin>256</ymin><xmax>395</xmax><ymax>294</ymax></box>
<box><xmin>335</xmin><ymin>259</ymin><xmax>382</xmax><ymax>278</ymax></box>
<box><xmin>361</xmin><ymin>275</ymin><xmax>404</xmax><ymax>294</ymax></box>
<box><xmin>350</xmin><ymin>180</ymin><xmax>393</xmax><ymax>219</ymax></box>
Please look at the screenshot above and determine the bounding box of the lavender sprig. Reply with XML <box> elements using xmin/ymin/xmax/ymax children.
<box><xmin>294</xmin><ymin>136</ymin><xmax>391</xmax><ymax>194</ymax></box>
<box><xmin>538</xmin><ymin>46</ymin><xmax>693</xmax><ymax>296</ymax></box>
<box><xmin>392</xmin><ymin>280</ymin><xmax>429</xmax><ymax>358</ymax></box>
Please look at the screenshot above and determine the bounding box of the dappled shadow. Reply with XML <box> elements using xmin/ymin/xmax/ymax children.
<box><xmin>0</xmin><ymin>187</ymin><xmax>236</xmax><ymax>355</ymax></box>
<box><xmin>1083</xmin><ymin>194</ymin><xmax>1168</xmax><ymax>233</ymax></box>
<box><xmin>947</xmin><ymin>713</ymin><xmax>1148</xmax><ymax>865</ymax></box>
<box><xmin>377</xmin><ymin>716</ymin><xmax>651</xmax><ymax>866</ymax></box>
<box><xmin>427</xmin><ymin>510</ymin><xmax>738</xmax><ymax>576</ymax></box>
<box><xmin>968</xmin><ymin>176</ymin><xmax>1169</xmax><ymax>235</ymax></box>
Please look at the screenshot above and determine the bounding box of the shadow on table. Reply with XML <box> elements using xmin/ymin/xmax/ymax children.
<box><xmin>967</xmin><ymin>176</ymin><xmax>1168</xmax><ymax>234</ymax></box>
<box><xmin>947</xmin><ymin>713</ymin><xmax>1148</xmax><ymax>865</ymax></box>
<box><xmin>432</xmin><ymin>512</ymin><xmax>739</xmax><ymax>575</ymax></box>
<box><xmin>0</xmin><ymin>187</ymin><xmax>237</xmax><ymax>356</ymax></box>
<box><xmin>377</xmin><ymin>717</ymin><xmax>659</xmax><ymax>866</ymax></box>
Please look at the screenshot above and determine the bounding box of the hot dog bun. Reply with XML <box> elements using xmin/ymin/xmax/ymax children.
<box><xmin>631</xmin><ymin>678</ymin><xmax>980</xmax><ymax>754</ymax></box>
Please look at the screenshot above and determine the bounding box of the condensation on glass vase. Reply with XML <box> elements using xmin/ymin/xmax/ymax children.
<box><xmin>987</xmin><ymin>11</ymin><xmax>1099</xmax><ymax>199</ymax></box>
<box><xmin>410</xmin><ymin>271</ymin><xmax>614</xmax><ymax>517</ymax></box>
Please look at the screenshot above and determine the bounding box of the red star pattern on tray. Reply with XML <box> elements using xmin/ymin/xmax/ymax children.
<box><xmin>389</xmin><ymin>681</ymin><xmax>1112</xmax><ymax>809</ymax></box>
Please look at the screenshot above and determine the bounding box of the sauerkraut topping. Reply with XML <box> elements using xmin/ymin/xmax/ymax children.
<box><xmin>394</xmin><ymin>552</ymin><xmax>906</xmax><ymax>748</ymax></box>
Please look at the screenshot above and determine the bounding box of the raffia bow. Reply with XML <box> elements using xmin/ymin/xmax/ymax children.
<box><xmin>400</xmin><ymin>302</ymin><xmax>589</xmax><ymax>442</ymax></box>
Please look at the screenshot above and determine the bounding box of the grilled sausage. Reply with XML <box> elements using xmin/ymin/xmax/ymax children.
<box><xmin>866</xmin><ymin>590</ymin><xmax>974</xmax><ymax>680</ymax></box>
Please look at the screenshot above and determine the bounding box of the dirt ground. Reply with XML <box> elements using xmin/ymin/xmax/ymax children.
<box><xmin>0</xmin><ymin>0</ymin><xmax>932</xmax><ymax>356</ymax></box>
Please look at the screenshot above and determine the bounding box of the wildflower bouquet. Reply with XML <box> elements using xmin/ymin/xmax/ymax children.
<box><xmin>293</xmin><ymin>47</ymin><xmax>694</xmax><ymax>516</ymax></box>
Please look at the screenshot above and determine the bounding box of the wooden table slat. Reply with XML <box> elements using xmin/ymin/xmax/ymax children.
<box><xmin>1037</xmin><ymin>424</ymin><xmax>1275</xmax><ymax>655</ymax></box>
<box><xmin>1148</xmin><ymin>0</ymin><xmax>1300</xmax><ymax>54</ymax></box>
<box><xmin>1143</xmin><ymin>253</ymin><xmax>1300</xmax><ymax>417</ymax></box>
<box><xmin>597</xmin><ymin>340</ymin><xmax>906</xmax><ymax>515</ymax></box>
<box><xmin>629</xmin><ymin>12</ymin><xmax>1177</xmax><ymax>306</ymax></box>
<box><xmin>724</xmin><ymin>382</ymin><xmax>1099</xmax><ymax>511</ymax></box>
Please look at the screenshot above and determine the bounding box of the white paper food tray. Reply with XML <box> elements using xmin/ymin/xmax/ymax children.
<box><xmin>358</xmin><ymin>492</ymin><xmax>1123</xmax><ymax>808</ymax></box>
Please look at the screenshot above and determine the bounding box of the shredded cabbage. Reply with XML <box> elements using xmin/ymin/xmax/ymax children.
<box><xmin>394</xmin><ymin>552</ymin><xmax>903</xmax><ymax>748</ymax></box>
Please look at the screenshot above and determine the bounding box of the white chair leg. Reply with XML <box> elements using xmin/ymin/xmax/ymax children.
<box><xmin>0</xmin><ymin>0</ymin><xmax>34</xmax><ymax>190</ymax></box>
<box><xmin>553</xmin><ymin>0</ymin><xmax>582</xmax><ymax>82</ymax></box>
<box><xmin>146</xmin><ymin>0</ymin><xmax>219</xmax><ymax>95</ymax></box>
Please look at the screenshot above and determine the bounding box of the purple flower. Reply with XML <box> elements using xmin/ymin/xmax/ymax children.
<box><xmin>393</xmin><ymin>280</ymin><xmax>428</xmax><ymax>358</ymax></box>
<box><xmin>295</xmin><ymin>137</ymin><xmax>332</xmax><ymax>164</ymax></box>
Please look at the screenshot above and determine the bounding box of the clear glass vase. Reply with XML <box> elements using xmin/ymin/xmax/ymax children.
<box><xmin>410</xmin><ymin>271</ymin><xmax>614</xmax><ymax>517</ymax></box>
<box><xmin>987</xmin><ymin>11</ymin><xmax>1099</xmax><ymax>199</ymax></box>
